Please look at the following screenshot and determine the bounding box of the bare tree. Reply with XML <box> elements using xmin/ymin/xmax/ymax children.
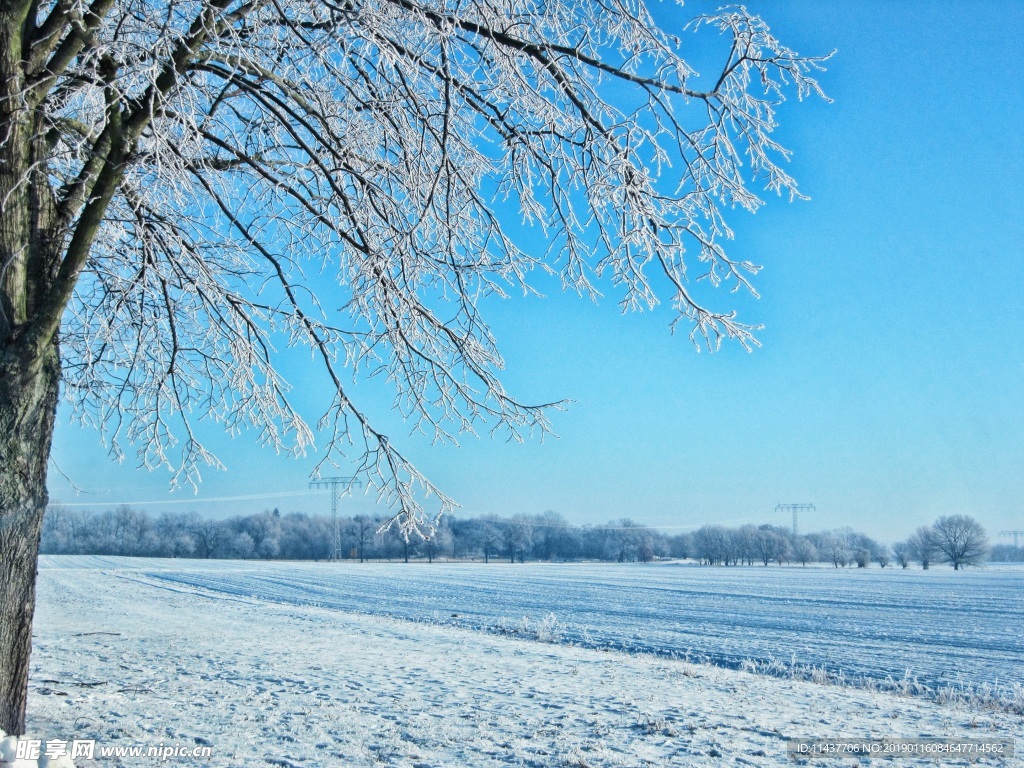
<box><xmin>932</xmin><ymin>515</ymin><xmax>988</xmax><ymax>570</ymax></box>
<box><xmin>819</xmin><ymin>532</ymin><xmax>850</xmax><ymax>568</ymax></box>
<box><xmin>422</xmin><ymin>523</ymin><xmax>451</xmax><ymax>564</ymax></box>
<box><xmin>0</xmin><ymin>0</ymin><xmax>827</xmax><ymax>733</ymax></box>
<box><xmin>694</xmin><ymin>525</ymin><xmax>729</xmax><ymax>565</ymax></box>
<box><xmin>891</xmin><ymin>541</ymin><xmax>910</xmax><ymax>569</ymax></box>
<box><xmin>906</xmin><ymin>526</ymin><xmax>939</xmax><ymax>570</ymax></box>
<box><xmin>792</xmin><ymin>537</ymin><xmax>817</xmax><ymax>567</ymax></box>
<box><xmin>755</xmin><ymin>527</ymin><xmax>783</xmax><ymax>566</ymax></box>
<box><xmin>735</xmin><ymin>524</ymin><xmax>758</xmax><ymax>565</ymax></box>
<box><xmin>188</xmin><ymin>515</ymin><xmax>228</xmax><ymax>558</ymax></box>
<box><xmin>477</xmin><ymin>519</ymin><xmax>501</xmax><ymax>564</ymax></box>
<box><xmin>349</xmin><ymin>514</ymin><xmax>376</xmax><ymax>563</ymax></box>
<box><xmin>503</xmin><ymin>515</ymin><xmax>533</xmax><ymax>563</ymax></box>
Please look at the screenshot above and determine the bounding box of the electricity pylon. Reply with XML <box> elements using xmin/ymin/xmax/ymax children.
<box><xmin>310</xmin><ymin>477</ymin><xmax>361</xmax><ymax>561</ymax></box>
<box><xmin>776</xmin><ymin>503</ymin><xmax>816</xmax><ymax>536</ymax></box>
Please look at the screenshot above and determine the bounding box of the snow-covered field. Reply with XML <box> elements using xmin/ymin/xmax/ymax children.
<box><xmin>24</xmin><ymin>557</ymin><xmax>1024</xmax><ymax>766</ymax></box>
<box><xmin>38</xmin><ymin>557</ymin><xmax>1024</xmax><ymax>691</ymax></box>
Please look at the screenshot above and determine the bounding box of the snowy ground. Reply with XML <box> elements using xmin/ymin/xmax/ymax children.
<box><xmin>36</xmin><ymin>557</ymin><xmax>1024</xmax><ymax>691</ymax></box>
<box><xmin>24</xmin><ymin>558</ymin><xmax>1024</xmax><ymax>766</ymax></box>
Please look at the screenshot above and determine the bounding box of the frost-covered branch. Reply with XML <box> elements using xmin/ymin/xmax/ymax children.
<box><xmin>14</xmin><ymin>0</ymin><xmax>828</xmax><ymax>535</ymax></box>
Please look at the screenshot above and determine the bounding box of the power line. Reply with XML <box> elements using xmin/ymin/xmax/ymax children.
<box><xmin>51</xmin><ymin>490</ymin><xmax>323</xmax><ymax>508</ymax></box>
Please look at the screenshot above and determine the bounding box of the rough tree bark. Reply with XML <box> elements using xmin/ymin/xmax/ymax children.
<box><xmin>0</xmin><ymin>0</ymin><xmax>62</xmax><ymax>736</ymax></box>
<box><xmin>0</xmin><ymin>350</ymin><xmax>60</xmax><ymax>736</ymax></box>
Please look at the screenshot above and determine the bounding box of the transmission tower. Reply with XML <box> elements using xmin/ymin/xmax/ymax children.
<box><xmin>1000</xmin><ymin>530</ymin><xmax>1024</xmax><ymax>548</ymax></box>
<box><xmin>310</xmin><ymin>477</ymin><xmax>362</xmax><ymax>561</ymax></box>
<box><xmin>776</xmin><ymin>503</ymin><xmax>816</xmax><ymax>536</ymax></box>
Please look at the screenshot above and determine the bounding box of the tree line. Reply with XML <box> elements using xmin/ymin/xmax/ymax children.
<box><xmin>41</xmin><ymin>507</ymin><xmax>669</xmax><ymax>563</ymax></box>
<box><xmin>40</xmin><ymin>507</ymin><xmax>1008</xmax><ymax>569</ymax></box>
<box><xmin>691</xmin><ymin>515</ymin><xmax>994</xmax><ymax>570</ymax></box>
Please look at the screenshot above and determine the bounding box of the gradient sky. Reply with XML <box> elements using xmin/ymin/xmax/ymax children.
<box><xmin>47</xmin><ymin>1</ymin><xmax>1024</xmax><ymax>544</ymax></box>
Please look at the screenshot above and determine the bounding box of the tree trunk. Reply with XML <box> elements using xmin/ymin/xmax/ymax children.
<box><xmin>0</xmin><ymin>349</ymin><xmax>60</xmax><ymax>735</ymax></box>
<box><xmin>0</xmin><ymin>3</ymin><xmax>63</xmax><ymax>729</ymax></box>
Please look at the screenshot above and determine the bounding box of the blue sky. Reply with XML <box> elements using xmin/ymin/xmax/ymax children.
<box><xmin>48</xmin><ymin>1</ymin><xmax>1024</xmax><ymax>543</ymax></box>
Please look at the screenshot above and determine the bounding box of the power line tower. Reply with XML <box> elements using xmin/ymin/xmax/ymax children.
<box><xmin>776</xmin><ymin>503</ymin><xmax>816</xmax><ymax>536</ymax></box>
<box><xmin>1000</xmin><ymin>530</ymin><xmax>1024</xmax><ymax>548</ymax></box>
<box><xmin>310</xmin><ymin>477</ymin><xmax>362</xmax><ymax>561</ymax></box>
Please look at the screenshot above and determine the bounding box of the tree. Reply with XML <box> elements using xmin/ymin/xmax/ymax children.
<box><xmin>931</xmin><ymin>515</ymin><xmax>988</xmax><ymax>570</ymax></box>
<box><xmin>0</xmin><ymin>0</ymin><xmax>827</xmax><ymax>733</ymax></box>
<box><xmin>422</xmin><ymin>523</ymin><xmax>451</xmax><ymax>564</ymax></box>
<box><xmin>477</xmin><ymin>520</ymin><xmax>500</xmax><ymax>564</ymax></box>
<box><xmin>532</xmin><ymin>510</ymin><xmax>574</xmax><ymax>561</ymax></box>
<box><xmin>989</xmin><ymin>543</ymin><xmax>1024</xmax><ymax>563</ymax></box>
<box><xmin>906</xmin><ymin>526</ymin><xmax>939</xmax><ymax>570</ymax></box>
<box><xmin>735</xmin><ymin>524</ymin><xmax>758</xmax><ymax>566</ymax></box>
<box><xmin>503</xmin><ymin>515</ymin><xmax>533</xmax><ymax>563</ymax></box>
<box><xmin>243</xmin><ymin>511</ymin><xmax>282</xmax><ymax>560</ymax></box>
<box><xmin>386</xmin><ymin>521</ymin><xmax>420</xmax><ymax>562</ymax></box>
<box><xmin>818</xmin><ymin>532</ymin><xmax>850</xmax><ymax>568</ymax></box>
<box><xmin>349</xmin><ymin>515</ymin><xmax>376</xmax><ymax>563</ymax></box>
<box><xmin>792</xmin><ymin>537</ymin><xmax>817</xmax><ymax>567</ymax></box>
<box><xmin>755</xmin><ymin>527</ymin><xmax>783</xmax><ymax>566</ymax></box>
<box><xmin>189</xmin><ymin>515</ymin><xmax>227</xmax><ymax>559</ymax></box>
<box><xmin>667</xmin><ymin>533</ymin><xmax>690</xmax><ymax>561</ymax></box>
<box><xmin>891</xmin><ymin>541</ymin><xmax>911</xmax><ymax>569</ymax></box>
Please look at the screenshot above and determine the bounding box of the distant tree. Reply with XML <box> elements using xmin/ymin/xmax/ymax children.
<box><xmin>387</xmin><ymin>524</ymin><xmax>420</xmax><ymax>563</ymax></box>
<box><xmin>243</xmin><ymin>512</ymin><xmax>282</xmax><ymax>560</ymax></box>
<box><xmin>503</xmin><ymin>516</ymin><xmax>534</xmax><ymax>563</ymax></box>
<box><xmin>667</xmin><ymin>533</ymin><xmax>691</xmax><ymax>561</ymax></box>
<box><xmin>40</xmin><ymin>505</ymin><xmax>74</xmax><ymax>554</ymax></box>
<box><xmin>755</xmin><ymin>527</ymin><xmax>785</xmax><ymax>566</ymax></box>
<box><xmin>906</xmin><ymin>526</ymin><xmax>940</xmax><ymax>570</ymax></box>
<box><xmin>423</xmin><ymin>525</ymin><xmax>452</xmax><ymax>564</ymax></box>
<box><xmin>154</xmin><ymin>512</ymin><xmax>196</xmax><ymax>557</ymax></box>
<box><xmin>349</xmin><ymin>516</ymin><xmax>376</xmax><ymax>563</ymax></box>
<box><xmin>447</xmin><ymin>517</ymin><xmax>475</xmax><ymax>560</ymax></box>
<box><xmin>792</xmin><ymin>537</ymin><xmax>817</xmax><ymax>567</ymax></box>
<box><xmin>693</xmin><ymin>525</ymin><xmax>724</xmax><ymax>565</ymax></box>
<box><xmin>931</xmin><ymin>515</ymin><xmax>988</xmax><ymax>570</ymax></box>
<box><xmin>478</xmin><ymin>520</ymin><xmax>502</xmax><ymax>565</ymax></box>
<box><xmin>735</xmin><ymin>525</ymin><xmax>759</xmax><ymax>566</ymax></box>
<box><xmin>891</xmin><ymin>541</ymin><xmax>911</xmax><ymax>569</ymax></box>
<box><xmin>189</xmin><ymin>516</ymin><xmax>227</xmax><ymax>559</ymax></box>
<box><xmin>875</xmin><ymin>548</ymin><xmax>890</xmax><ymax>568</ymax></box>
<box><xmin>65</xmin><ymin>509</ymin><xmax>95</xmax><ymax>554</ymax></box>
<box><xmin>229</xmin><ymin>531</ymin><xmax>256</xmax><ymax>559</ymax></box>
<box><xmin>819</xmin><ymin>532</ymin><xmax>850</xmax><ymax>568</ymax></box>
<box><xmin>532</xmin><ymin>511</ymin><xmax>570</xmax><ymax>561</ymax></box>
<box><xmin>988</xmin><ymin>544</ymin><xmax>1024</xmax><ymax>563</ymax></box>
<box><xmin>273</xmin><ymin>513</ymin><xmax>321</xmax><ymax>560</ymax></box>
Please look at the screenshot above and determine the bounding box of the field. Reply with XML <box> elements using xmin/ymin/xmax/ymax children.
<box><xmin>24</xmin><ymin>557</ymin><xmax>1024</xmax><ymax>766</ymax></box>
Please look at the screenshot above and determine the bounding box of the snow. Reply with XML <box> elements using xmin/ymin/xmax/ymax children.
<box><xmin>24</xmin><ymin>557</ymin><xmax>1024</xmax><ymax>766</ymax></box>
<box><xmin>37</xmin><ymin>556</ymin><xmax>1024</xmax><ymax>692</ymax></box>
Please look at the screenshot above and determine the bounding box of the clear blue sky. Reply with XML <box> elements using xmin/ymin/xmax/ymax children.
<box><xmin>48</xmin><ymin>1</ymin><xmax>1024</xmax><ymax>544</ymax></box>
